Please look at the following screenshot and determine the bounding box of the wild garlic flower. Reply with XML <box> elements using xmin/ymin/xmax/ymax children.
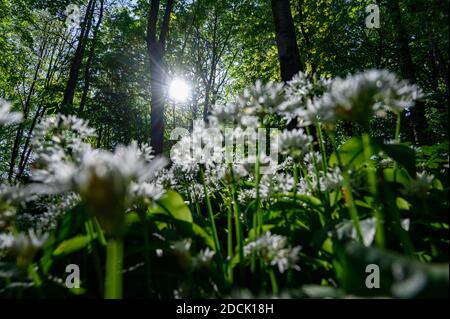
<box><xmin>304</xmin><ymin>151</ymin><xmax>322</xmax><ymax>169</ymax></box>
<box><xmin>171</xmin><ymin>238</ymin><xmax>193</xmax><ymax>270</ymax></box>
<box><xmin>209</xmin><ymin>103</ymin><xmax>241</xmax><ymax>125</ymax></box>
<box><xmin>238</xmin><ymin>189</ymin><xmax>257</xmax><ymax>204</ymax></box>
<box><xmin>309</xmin><ymin>70</ymin><xmax>423</xmax><ymax>128</ymax></box>
<box><xmin>0</xmin><ymin>100</ymin><xmax>22</xmax><ymax>126</ymax></box>
<box><xmin>31</xmin><ymin>114</ymin><xmax>167</xmax><ymax>236</ymax></box>
<box><xmin>178</xmin><ymin>182</ymin><xmax>205</xmax><ymax>204</ymax></box>
<box><xmin>244</xmin><ymin>231</ymin><xmax>301</xmax><ymax>273</ymax></box>
<box><xmin>192</xmin><ymin>248</ymin><xmax>215</xmax><ymax>269</ymax></box>
<box><xmin>402</xmin><ymin>172</ymin><xmax>435</xmax><ymax>198</ymax></box>
<box><xmin>171</xmin><ymin>124</ymin><xmax>224</xmax><ymax>171</ymax></box>
<box><xmin>279</xmin><ymin>129</ymin><xmax>313</xmax><ymax>160</ymax></box>
<box><xmin>239</xmin><ymin>80</ymin><xmax>285</xmax><ymax>117</ymax></box>
<box><xmin>259</xmin><ymin>173</ymin><xmax>295</xmax><ymax>200</ymax></box>
<box><xmin>129</xmin><ymin>181</ymin><xmax>164</xmax><ymax>206</ymax></box>
<box><xmin>1</xmin><ymin>184</ymin><xmax>33</xmax><ymax>229</ymax></box>
<box><xmin>171</xmin><ymin>238</ymin><xmax>192</xmax><ymax>255</ymax></box>
<box><xmin>0</xmin><ymin>229</ymin><xmax>49</xmax><ymax>268</ymax></box>
<box><xmin>0</xmin><ymin>233</ymin><xmax>14</xmax><ymax>249</ymax></box>
<box><xmin>155</xmin><ymin>168</ymin><xmax>176</xmax><ymax>189</ymax></box>
<box><xmin>319</xmin><ymin>167</ymin><xmax>343</xmax><ymax>192</ymax></box>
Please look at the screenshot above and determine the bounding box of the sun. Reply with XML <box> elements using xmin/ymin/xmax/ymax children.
<box><xmin>168</xmin><ymin>78</ymin><xmax>190</xmax><ymax>102</ymax></box>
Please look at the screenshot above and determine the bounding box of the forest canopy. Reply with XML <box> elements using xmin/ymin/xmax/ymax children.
<box><xmin>0</xmin><ymin>0</ymin><xmax>448</xmax><ymax>299</ymax></box>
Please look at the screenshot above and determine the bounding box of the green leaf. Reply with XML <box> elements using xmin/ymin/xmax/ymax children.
<box><xmin>192</xmin><ymin>223</ymin><xmax>215</xmax><ymax>249</ymax></box>
<box><xmin>433</xmin><ymin>179</ymin><xmax>444</xmax><ymax>190</ymax></box>
<box><xmin>151</xmin><ymin>190</ymin><xmax>193</xmax><ymax>223</ymax></box>
<box><xmin>383</xmin><ymin>168</ymin><xmax>410</xmax><ymax>186</ymax></box>
<box><xmin>396</xmin><ymin>197</ymin><xmax>411</xmax><ymax>210</ymax></box>
<box><xmin>380</xmin><ymin>143</ymin><xmax>416</xmax><ymax>176</ymax></box>
<box><xmin>53</xmin><ymin>235</ymin><xmax>94</xmax><ymax>256</ymax></box>
<box><xmin>329</xmin><ymin>137</ymin><xmax>366</xmax><ymax>169</ymax></box>
<box><xmin>248</xmin><ymin>224</ymin><xmax>275</xmax><ymax>241</ymax></box>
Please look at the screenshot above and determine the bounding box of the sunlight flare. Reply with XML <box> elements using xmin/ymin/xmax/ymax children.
<box><xmin>168</xmin><ymin>78</ymin><xmax>190</xmax><ymax>102</ymax></box>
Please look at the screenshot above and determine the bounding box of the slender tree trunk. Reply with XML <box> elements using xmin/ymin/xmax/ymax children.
<box><xmin>297</xmin><ymin>0</ymin><xmax>316</xmax><ymax>74</ymax></box>
<box><xmin>80</xmin><ymin>0</ymin><xmax>105</xmax><ymax>112</ymax></box>
<box><xmin>8</xmin><ymin>36</ymin><xmax>49</xmax><ymax>182</ymax></box>
<box><xmin>61</xmin><ymin>0</ymin><xmax>96</xmax><ymax>111</ymax></box>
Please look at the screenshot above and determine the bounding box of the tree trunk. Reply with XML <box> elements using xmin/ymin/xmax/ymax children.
<box><xmin>386</xmin><ymin>0</ymin><xmax>428</xmax><ymax>144</ymax></box>
<box><xmin>147</xmin><ymin>0</ymin><xmax>175</xmax><ymax>155</ymax></box>
<box><xmin>80</xmin><ymin>0</ymin><xmax>105</xmax><ymax>113</ymax></box>
<box><xmin>8</xmin><ymin>35</ymin><xmax>49</xmax><ymax>182</ymax></box>
<box><xmin>271</xmin><ymin>0</ymin><xmax>303</xmax><ymax>82</ymax></box>
<box><xmin>271</xmin><ymin>0</ymin><xmax>304</xmax><ymax>131</ymax></box>
<box><xmin>61</xmin><ymin>0</ymin><xmax>96</xmax><ymax>112</ymax></box>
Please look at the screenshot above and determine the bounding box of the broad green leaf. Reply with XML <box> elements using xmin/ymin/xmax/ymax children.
<box><xmin>329</xmin><ymin>137</ymin><xmax>366</xmax><ymax>169</ymax></box>
<box><xmin>151</xmin><ymin>190</ymin><xmax>193</xmax><ymax>223</ymax></box>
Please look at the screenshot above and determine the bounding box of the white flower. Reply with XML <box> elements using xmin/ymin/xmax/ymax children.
<box><xmin>0</xmin><ymin>100</ymin><xmax>22</xmax><ymax>126</ymax></box>
<box><xmin>170</xmin><ymin>124</ymin><xmax>224</xmax><ymax>171</ymax></box>
<box><xmin>238</xmin><ymin>189</ymin><xmax>257</xmax><ymax>204</ymax></box>
<box><xmin>31</xmin><ymin>114</ymin><xmax>167</xmax><ymax>236</ymax></box>
<box><xmin>319</xmin><ymin>167</ymin><xmax>343</xmax><ymax>192</ymax></box>
<box><xmin>192</xmin><ymin>248</ymin><xmax>215</xmax><ymax>269</ymax></box>
<box><xmin>244</xmin><ymin>231</ymin><xmax>301</xmax><ymax>273</ymax></box>
<box><xmin>209</xmin><ymin>103</ymin><xmax>240</xmax><ymax>124</ymax></box>
<box><xmin>308</xmin><ymin>70</ymin><xmax>423</xmax><ymax>127</ymax></box>
<box><xmin>239</xmin><ymin>80</ymin><xmax>285</xmax><ymax>115</ymax></box>
<box><xmin>129</xmin><ymin>181</ymin><xmax>164</xmax><ymax>205</ymax></box>
<box><xmin>0</xmin><ymin>233</ymin><xmax>14</xmax><ymax>249</ymax></box>
<box><xmin>279</xmin><ymin>129</ymin><xmax>313</xmax><ymax>160</ymax></box>
<box><xmin>402</xmin><ymin>171</ymin><xmax>434</xmax><ymax>198</ymax></box>
<box><xmin>171</xmin><ymin>238</ymin><xmax>192</xmax><ymax>255</ymax></box>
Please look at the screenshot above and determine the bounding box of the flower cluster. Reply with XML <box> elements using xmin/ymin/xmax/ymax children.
<box><xmin>171</xmin><ymin>238</ymin><xmax>216</xmax><ymax>271</ymax></box>
<box><xmin>0</xmin><ymin>229</ymin><xmax>49</xmax><ymax>268</ymax></box>
<box><xmin>30</xmin><ymin>114</ymin><xmax>167</xmax><ymax>236</ymax></box>
<box><xmin>244</xmin><ymin>231</ymin><xmax>301</xmax><ymax>273</ymax></box>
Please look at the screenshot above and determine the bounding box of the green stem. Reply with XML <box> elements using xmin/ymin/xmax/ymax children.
<box><xmin>292</xmin><ymin>162</ymin><xmax>298</xmax><ymax>200</ymax></box>
<box><xmin>226</xmin><ymin>202</ymin><xmax>234</xmax><ymax>283</ymax></box>
<box><xmin>105</xmin><ymin>238</ymin><xmax>123</xmax><ymax>299</ymax></box>
<box><xmin>229</xmin><ymin>164</ymin><xmax>244</xmax><ymax>283</ymax></box>
<box><xmin>395</xmin><ymin>113</ymin><xmax>401</xmax><ymax>144</ymax></box>
<box><xmin>200</xmin><ymin>168</ymin><xmax>221</xmax><ymax>257</ymax></box>
<box><xmin>85</xmin><ymin>219</ymin><xmax>103</xmax><ymax>295</ymax></box>
<box><xmin>28</xmin><ymin>264</ymin><xmax>44</xmax><ymax>298</ymax></box>
<box><xmin>362</xmin><ymin>133</ymin><xmax>385</xmax><ymax>248</ymax></box>
<box><xmin>316</xmin><ymin>124</ymin><xmax>328</xmax><ymax>172</ymax></box>
<box><xmin>269</xmin><ymin>268</ymin><xmax>279</xmax><ymax>295</ymax></box>
<box><xmin>139</xmin><ymin>211</ymin><xmax>152</xmax><ymax>298</ymax></box>
<box><xmin>330</xmin><ymin>134</ymin><xmax>364</xmax><ymax>243</ymax></box>
<box><xmin>306</xmin><ymin>126</ymin><xmax>330</xmax><ymax>209</ymax></box>
<box><xmin>255</xmin><ymin>153</ymin><xmax>262</xmax><ymax>238</ymax></box>
<box><xmin>394</xmin><ymin>113</ymin><xmax>401</xmax><ymax>183</ymax></box>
